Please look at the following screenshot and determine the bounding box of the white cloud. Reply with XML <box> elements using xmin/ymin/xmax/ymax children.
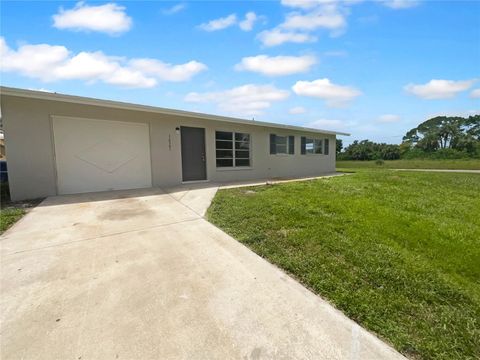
<box><xmin>289</xmin><ymin>106</ymin><xmax>307</xmax><ymax>114</ymax></box>
<box><xmin>381</xmin><ymin>0</ymin><xmax>420</xmax><ymax>9</ymax></box>
<box><xmin>239</xmin><ymin>12</ymin><xmax>258</xmax><ymax>31</ymax></box>
<box><xmin>281</xmin><ymin>5</ymin><xmax>347</xmax><ymax>31</ymax></box>
<box><xmin>163</xmin><ymin>3</ymin><xmax>187</xmax><ymax>15</ymax></box>
<box><xmin>184</xmin><ymin>84</ymin><xmax>289</xmax><ymax>116</ymax></box>
<box><xmin>0</xmin><ymin>37</ymin><xmax>206</xmax><ymax>88</ymax></box>
<box><xmin>281</xmin><ymin>0</ymin><xmax>338</xmax><ymax>10</ymax></box>
<box><xmin>377</xmin><ymin>114</ymin><xmax>401</xmax><ymax>123</ymax></box>
<box><xmin>405</xmin><ymin>79</ymin><xmax>476</xmax><ymax>99</ymax></box>
<box><xmin>306</xmin><ymin>118</ymin><xmax>347</xmax><ymax>131</ymax></box>
<box><xmin>257</xmin><ymin>28</ymin><xmax>317</xmax><ymax>46</ymax></box>
<box><xmin>102</xmin><ymin>65</ymin><xmax>157</xmax><ymax>88</ymax></box>
<box><xmin>52</xmin><ymin>2</ymin><xmax>132</xmax><ymax>35</ymax></box>
<box><xmin>470</xmin><ymin>89</ymin><xmax>480</xmax><ymax>98</ymax></box>
<box><xmin>0</xmin><ymin>38</ymin><xmax>69</xmax><ymax>81</ymax></box>
<box><xmin>235</xmin><ymin>55</ymin><xmax>316</xmax><ymax>76</ymax></box>
<box><xmin>130</xmin><ymin>59</ymin><xmax>207</xmax><ymax>82</ymax></box>
<box><xmin>427</xmin><ymin>109</ymin><xmax>480</xmax><ymax>119</ymax></box>
<box><xmin>200</xmin><ymin>12</ymin><xmax>261</xmax><ymax>32</ymax></box>
<box><xmin>199</xmin><ymin>14</ymin><xmax>237</xmax><ymax>31</ymax></box>
<box><xmin>28</xmin><ymin>88</ymin><xmax>53</xmax><ymax>93</ymax></box>
<box><xmin>292</xmin><ymin>78</ymin><xmax>361</xmax><ymax>107</ymax></box>
<box><xmin>257</xmin><ymin>1</ymin><xmax>351</xmax><ymax>46</ymax></box>
<box><xmin>55</xmin><ymin>51</ymin><xmax>124</xmax><ymax>80</ymax></box>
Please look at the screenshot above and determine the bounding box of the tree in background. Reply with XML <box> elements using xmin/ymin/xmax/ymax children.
<box><xmin>337</xmin><ymin>115</ymin><xmax>479</xmax><ymax>161</ymax></box>
<box><xmin>339</xmin><ymin>140</ymin><xmax>400</xmax><ymax>160</ymax></box>
<box><xmin>402</xmin><ymin>115</ymin><xmax>479</xmax><ymax>154</ymax></box>
<box><xmin>336</xmin><ymin>139</ymin><xmax>343</xmax><ymax>154</ymax></box>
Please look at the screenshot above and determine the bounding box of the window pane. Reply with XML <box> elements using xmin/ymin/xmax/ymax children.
<box><xmin>216</xmin><ymin>140</ymin><xmax>233</xmax><ymax>149</ymax></box>
<box><xmin>305</xmin><ymin>139</ymin><xmax>314</xmax><ymax>154</ymax></box>
<box><xmin>235</xmin><ymin>159</ymin><xmax>250</xmax><ymax>167</ymax></box>
<box><xmin>235</xmin><ymin>133</ymin><xmax>250</xmax><ymax>142</ymax></box>
<box><xmin>315</xmin><ymin>139</ymin><xmax>323</xmax><ymax>154</ymax></box>
<box><xmin>216</xmin><ymin>159</ymin><xmax>233</xmax><ymax>167</ymax></box>
<box><xmin>276</xmin><ymin>136</ymin><xmax>287</xmax><ymax>146</ymax></box>
<box><xmin>235</xmin><ymin>150</ymin><xmax>250</xmax><ymax>159</ymax></box>
<box><xmin>306</xmin><ymin>140</ymin><xmax>314</xmax><ymax>153</ymax></box>
<box><xmin>216</xmin><ymin>131</ymin><xmax>233</xmax><ymax>140</ymax></box>
<box><xmin>216</xmin><ymin>150</ymin><xmax>233</xmax><ymax>158</ymax></box>
<box><xmin>235</xmin><ymin>141</ymin><xmax>250</xmax><ymax>150</ymax></box>
<box><xmin>275</xmin><ymin>136</ymin><xmax>287</xmax><ymax>154</ymax></box>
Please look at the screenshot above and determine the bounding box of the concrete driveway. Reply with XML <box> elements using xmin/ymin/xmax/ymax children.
<box><xmin>1</xmin><ymin>185</ymin><xmax>405</xmax><ymax>360</ymax></box>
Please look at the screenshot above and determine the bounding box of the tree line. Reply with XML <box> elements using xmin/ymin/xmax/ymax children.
<box><xmin>337</xmin><ymin>115</ymin><xmax>480</xmax><ymax>161</ymax></box>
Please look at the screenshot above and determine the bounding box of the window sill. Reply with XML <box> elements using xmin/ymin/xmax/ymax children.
<box><xmin>216</xmin><ymin>167</ymin><xmax>254</xmax><ymax>172</ymax></box>
<box><xmin>272</xmin><ymin>153</ymin><xmax>294</xmax><ymax>157</ymax></box>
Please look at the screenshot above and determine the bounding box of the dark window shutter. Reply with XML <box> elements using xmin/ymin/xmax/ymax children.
<box><xmin>270</xmin><ymin>134</ymin><xmax>276</xmax><ymax>154</ymax></box>
<box><xmin>324</xmin><ymin>139</ymin><xmax>329</xmax><ymax>155</ymax></box>
<box><xmin>288</xmin><ymin>136</ymin><xmax>295</xmax><ymax>154</ymax></box>
<box><xmin>301</xmin><ymin>136</ymin><xmax>306</xmax><ymax>155</ymax></box>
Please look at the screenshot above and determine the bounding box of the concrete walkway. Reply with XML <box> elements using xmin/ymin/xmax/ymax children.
<box><xmin>1</xmin><ymin>183</ymin><xmax>405</xmax><ymax>360</ymax></box>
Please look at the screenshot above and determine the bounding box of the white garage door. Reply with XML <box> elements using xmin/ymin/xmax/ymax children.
<box><xmin>52</xmin><ymin>116</ymin><xmax>152</xmax><ymax>195</ymax></box>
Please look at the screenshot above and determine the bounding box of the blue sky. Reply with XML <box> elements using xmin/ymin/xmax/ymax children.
<box><xmin>1</xmin><ymin>0</ymin><xmax>479</xmax><ymax>145</ymax></box>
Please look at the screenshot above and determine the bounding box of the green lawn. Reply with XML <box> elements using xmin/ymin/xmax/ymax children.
<box><xmin>336</xmin><ymin>158</ymin><xmax>480</xmax><ymax>170</ymax></box>
<box><xmin>0</xmin><ymin>207</ymin><xmax>25</xmax><ymax>234</ymax></box>
<box><xmin>1</xmin><ymin>183</ymin><xmax>39</xmax><ymax>234</ymax></box>
<box><xmin>207</xmin><ymin>171</ymin><xmax>480</xmax><ymax>360</ymax></box>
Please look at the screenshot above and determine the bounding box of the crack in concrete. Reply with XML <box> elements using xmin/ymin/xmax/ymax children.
<box><xmin>4</xmin><ymin>217</ymin><xmax>202</xmax><ymax>256</ymax></box>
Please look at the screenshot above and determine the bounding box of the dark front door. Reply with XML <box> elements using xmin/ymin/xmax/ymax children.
<box><xmin>181</xmin><ymin>126</ymin><xmax>207</xmax><ymax>182</ymax></box>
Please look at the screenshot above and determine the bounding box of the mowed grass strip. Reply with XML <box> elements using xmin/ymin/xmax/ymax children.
<box><xmin>336</xmin><ymin>158</ymin><xmax>480</xmax><ymax>170</ymax></box>
<box><xmin>0</xmin><ymin>207</ymin><xmax>25</xmax><ymax>234</ymax></box>
<box><xmin>207</xmin><ymin>171</ymin><xmax>480</xmax><ymax>360</ymax></box>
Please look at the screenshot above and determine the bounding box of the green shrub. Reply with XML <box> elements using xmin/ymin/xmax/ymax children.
<box><xmin>402</xmin><ymin>148</ymin><xmax>478</xmax><ymax>160</ymax></box>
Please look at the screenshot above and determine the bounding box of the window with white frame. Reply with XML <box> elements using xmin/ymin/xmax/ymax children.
<box><xmin>215</xmin><ymin>131</ymin><xmax>251</xmax><ymax>168</ymax></box>
<box><xmin>301</xmin><ymin>137</ymin><xmax>324</xmax><ymax>154</ymax></box>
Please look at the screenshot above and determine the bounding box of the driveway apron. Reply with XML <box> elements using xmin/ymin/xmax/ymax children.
<box><xmin>1</xmin><ymin>186</ymin><xmax>405</xmax><ymax>360</ymax></box>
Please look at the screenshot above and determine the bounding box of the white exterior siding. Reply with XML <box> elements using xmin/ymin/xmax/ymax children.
<box><xmin>1</xmin><ymin>92</ymin><xmax>339</xmax><ymax>201</ymax></box>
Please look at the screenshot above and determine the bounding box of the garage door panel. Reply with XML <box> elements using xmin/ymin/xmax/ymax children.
<box><xmin>53</xmin><ymin>117</ymin><xmax>152</xmax><ymax>195</ymax></box>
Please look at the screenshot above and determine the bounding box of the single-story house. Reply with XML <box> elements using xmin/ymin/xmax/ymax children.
<box><xmin>0</xmin><ymin>86</ymin><xmax>349</xmax><ymax>201</ymax></box>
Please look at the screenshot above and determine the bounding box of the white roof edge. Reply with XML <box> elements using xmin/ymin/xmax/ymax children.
<box><xmin>0</xmin><ymin>86</ymin><xmax>350</xmax><ymax>136</ymax></box>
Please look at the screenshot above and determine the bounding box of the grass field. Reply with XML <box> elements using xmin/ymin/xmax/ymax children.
<box><xmin>207</xmin><ymin>170</ymin><xmax>480</xmax><ymax>359</ymax></box>
<box><xmin>336</xmin><ymin>158</ymin><xmax>480</xmax><ymax>170</ymax></box>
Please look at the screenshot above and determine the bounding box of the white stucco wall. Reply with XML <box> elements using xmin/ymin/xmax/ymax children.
<box><xmin>1</xmin><ymin>94</ymin><xmax>337</xmax><ymax>201</ymax></box>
